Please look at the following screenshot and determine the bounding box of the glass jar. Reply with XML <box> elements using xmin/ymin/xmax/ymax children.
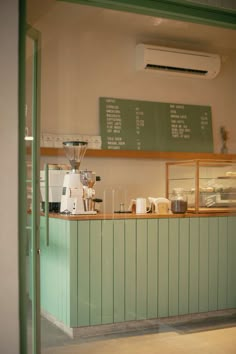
<box><xmin>170</xmin><ymin>188</ymin><xmax>188</xmax><ymax>214</ymax></box>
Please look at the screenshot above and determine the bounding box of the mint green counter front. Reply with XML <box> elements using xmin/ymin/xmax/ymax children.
<box><xmin>38</xmin><ymin>214</ymin><xmax>236</xmax><ymax>332</ymax></box>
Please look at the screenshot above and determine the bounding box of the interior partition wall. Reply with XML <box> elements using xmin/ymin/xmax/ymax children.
<box><xmin>20</xmin><ymin>0</ymin><xmax>236</xmax><ymax>353</ymax></box>
<box><xmin>19</xmin><ymin>4</ymin><xmax>42</xmax><ymax>353</ymax></box>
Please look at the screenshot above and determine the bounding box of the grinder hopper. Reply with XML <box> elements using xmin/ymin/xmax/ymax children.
<box><xmin>63</xmin><ymin>141</ymin><xmax>88</xmax><ymax>172</ymax></box>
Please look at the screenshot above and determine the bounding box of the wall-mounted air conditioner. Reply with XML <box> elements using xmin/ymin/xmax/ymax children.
<box><xmin>136</xmin><ymin>44</ymin><xmax>221</xmax><ymax>79</ymax></box>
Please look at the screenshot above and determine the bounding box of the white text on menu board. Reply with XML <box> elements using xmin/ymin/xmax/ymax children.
<box><xmin>135</xmin><ymin>107</ymin><xmax>144</xmax><ymax>150</ymax></box>
<box><xmin>105</xmin><ymin>98</ymin><xmax>125</xmax><ymax>149</ymax></box>
<box><xmin>200</xmin><ymin>112</ymin><xmax>209</xmax><ymax>131</ymax></box>
<box><xmin>170</xmin><ymin>104</ymin><xmax>191</xmax><ymax>139</ymax></box>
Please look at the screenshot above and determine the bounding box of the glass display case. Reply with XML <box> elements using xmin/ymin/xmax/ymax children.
<box><xmin>166</xmin><ymin>160</ymin><xmax>236</xmax><ymax>213</ymax></box>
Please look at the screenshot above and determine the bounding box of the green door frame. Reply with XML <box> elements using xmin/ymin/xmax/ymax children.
<box><xmin>18</xmin><ymin>0</ymin><xmax>236</xmax><ymax>353</ymax></box>
<box><xmin>19</xmin><ymin>1</ymin><xmax>41</xmax><ymax>352</ymax></box>
<box><xmin>18</xmin><ymin>1</ymin><xmax>27</xmax><ymax>353</ymax></box>
<box><xmin>59</xmin><ymin>0</ymin><xmax>236</xmax><ymax>29</ymax></box>
<box><xmin>26</xmin><ymin>24</ymin><xmax>42</xmax><ymax>354</ymax></box>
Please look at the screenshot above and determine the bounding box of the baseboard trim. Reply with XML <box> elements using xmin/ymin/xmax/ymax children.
<box><xmin>41</xmin><ymin>308</ymin><xmax>236</xmax><ymax>339</ymax></box>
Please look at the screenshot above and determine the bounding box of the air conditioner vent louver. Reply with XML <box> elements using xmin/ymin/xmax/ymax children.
<box><xmin>136</xmin><ymin>44</ymin><xmax>221</xmax><ymax>79</ymax></box>
<box><xmin>146</xmin><ymin>64</ymin><xmax>208</xmax><ymax>75</ymax></box>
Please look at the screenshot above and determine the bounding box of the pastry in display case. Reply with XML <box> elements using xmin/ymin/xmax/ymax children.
<box><xmin>166</xmin><ymin>159</ymin><xmax>236</xmax><ymax>213</ymax></box>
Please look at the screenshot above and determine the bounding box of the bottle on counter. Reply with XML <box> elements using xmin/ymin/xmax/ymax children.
<box><xmin>170</xmin><ymin>188</ymin><xmax>188</xmax><ymax>214</ymax></box>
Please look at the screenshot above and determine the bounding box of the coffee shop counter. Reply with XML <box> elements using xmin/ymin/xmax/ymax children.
<box><xmin>35</xmin><ymin>212</ymin><xmax>236</xmax><ymax>337</ymax></box>
<box><xmin>44</xmin><ymin>210</ymin><xmax>236</xmax><ymax>220</ymax></box>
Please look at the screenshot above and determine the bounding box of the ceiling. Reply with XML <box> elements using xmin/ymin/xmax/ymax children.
<box><xmin>27</xmin><ymin>1</ymin><xmax>236</xmax><ymax>53</ymax></box>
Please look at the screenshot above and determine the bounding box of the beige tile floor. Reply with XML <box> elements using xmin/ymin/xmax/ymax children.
<box><xmin>43</xmin><ymin>327</ymin><xmax>236</xmax><ymax>354</ymax></box>
<box><xmin>40</xmin><ymin>313</ymin><xmax>236</xmax><ymax>354</ymax></box>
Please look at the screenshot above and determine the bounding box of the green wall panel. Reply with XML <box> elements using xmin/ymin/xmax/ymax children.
<box><xmin>125</xmin><ymin>220</ymin><xmax>137</xmax><ymax>321</ymax></box>
<box><xmin>41</xmin><ymin>219</ymin><xmax>58</xmax><ymax>320</ymax></box>
<box><xmin>47</xmin><ymin>219</ymin><xmax>58</xmax><ymax>318</ymax></box>
<box><xmin>189</xmin><ymin>218</ymin><xmax>199</xmax><ymax>314</ymax></box>
<box><xmin>208</xmin><ymin>217</ymin><xmax>219</xmax><ymax>311</ymax></box>
<box><xmin>169</xmin><ymin>218</ymin><xmax>179</xmax><ymax>316</ymax></box>
<box><xmin>178</xmin><ymin>218</ymin><xmax>189</xmax><ymax>315</ymax></box>
<box><xmin>136</xmin><ymin>219</ymin><xmax>148</xmax><ymax>320</ymax></box>
<box><xmin>101</xmin><ymin>220</ymin><xmax>114</xmax><ymax>324</ymax></box>
<box><xmin>57</xmin><ymin>220</ymin><xmax>66</xmax><ymax>324</ymax></box>
<box><xmin>39</xmin><ymin>219</ymin><xmax>77</xmax><ymax>327</ymax></box>
<box><xmin>77</xmin><ymin>221</ymin><xmax>90</xmax><ymax>326</ymax></box>
<box><xmin>218</xmin><ymin>217</ymin><xmax>228</xmax><ymax>309</ymax></box>
<box><xmin>227</xmin><ymin>217</ymin><xmax>236</xmax><ymax>308</ymax></box>
<box><xmin>90</xmin><ymin>220</ymin><xmax>102</xmax><ymax>325</ymax></box>
<box><xmin>113</xmin><ymin>220</ymin><xmax>125</xmax><ymax>323</ymax></box>
<box><xmin>158</xmin><ymin>219</ymin><xmax>169</xmax><ymax>317</ymax></box>
<box><xmin>39</xmin><ymin>215</ymin><xmax>236</xmax><ymax>329</ymax></box>
<box><xmin>68</xmin><ymin>220</ymin><xmax>78</xmax><ymax>327</ymax></box>
<box><xmin>199</xmin><ymin>217</ymin><xmax>209</xmax><ymax>313</ymax></box>
<box><xmin>147</xmin><ymin>219</ymin><xmax>158</xmax><ymax>319</ymax></box>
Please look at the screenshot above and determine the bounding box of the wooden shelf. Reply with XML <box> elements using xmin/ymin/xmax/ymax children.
<box><xmin>40</xmin><ymin>147</ymin><xmax>236</xmax><ymax>161</ymax></box>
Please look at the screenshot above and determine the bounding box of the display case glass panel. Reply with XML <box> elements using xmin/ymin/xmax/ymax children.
<box><xmin>166</xmin><ymin>160</ymin><xmax>236</xmax><ymax>213</ymax></box>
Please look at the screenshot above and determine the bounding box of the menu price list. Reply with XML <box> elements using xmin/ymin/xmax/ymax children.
<box><xmin>99</xmin><ymin>97</ymin><xmax>213</xmax><ymax>153</ymax></box>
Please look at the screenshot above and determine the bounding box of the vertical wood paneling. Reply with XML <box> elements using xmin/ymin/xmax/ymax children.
<box><xmin>77</xmin><ymin>221</ymin><xmax>90</xmax><ymax>326</ymax></box>
<box><xmin>90</xmin><ymin>220</ymin><xmax>102</xmax><ymax>325</ymax></box>
<box><xmin>68</xmin><ymin>220</ymin><xmax>78</xmax><ymax>327</ymax></box>
<box><xmin>57</xmin><ymin>219</ymin><xmax>67</xmax><ymax>324</ymax></box>
<box><xmin>101</xmin><ymin>220</ymin><xmax>114</xmax><ymax>324</ymax></box>
<box><xmin>114</xmin><ymin>220</ymin><xmax>125</xmax><ymax>322</ymax></box>
<box><xmin>179</xmin><ymin>218</ymin><xmax>189</xmax><ymax>315</ymax></box>
<box><xmin>39</xmin><ymin>217</ymin><xmax>46</xmax><ymax>309</ymax></box>
<box><xmin>55</xmin><ymin>219</ymin><xmax>77</xmax><ymax>327</ymax></box>
<box><xmin>124</xmin><ymin>219</ymin><xmax>136</xmax><ymax>321</ymax></box>
<box><xmin>41</xmin><ymin>218</ymin><xmax>77</xmax><ymax>326</ymax></box>
<box><xmin>41</xmin><ymin>218</ymin><xmax>53</xmax><ymax>317</ymax></box>
<box><xmin>169</xmin><ymin>219</ymin><xmax>179</xmax><ymax>316</ymax></box>
<box><xmin>208</xmin><ymin>217</ymin><xmax>219</xmax><ymax>311</ymax></box>
<box><xmin>147</xmin><ymin>219</ymin><xmax>158</xmax><ymax>318</ymax></box>
<box><xmin>218</xmin><ymin>217</ymin><xmax>228</xmax><ymax>309</ymax></box>
<box><xmin>39</xmin><ymin>215</ymin><xmax>236</xmax><ymax>330</ymax></box>
<box><xmin>227</xmin><ymin>217</ymin><xmax>236</xmax><ymax>308</ymax></box>
<box><xmin>199</xmin><ymin>217</ymin><xmax>209</xmax><ymax>313</ymax></box>
<box><xmin>49</xmin><ymin>218</ymin><xmax>59</xmax><ymax>318</ymax></box>
<box><xmin>189</xmin><ymin>218</ymin><xmax>199</xmax><ymax>313</ymax></box>
<box><xmin>40</xmin><ymin>218</ymin><xmax>50</xmax><ymax>313</ymax></box>
<box><xmin>136</xmin><ymin>219</ymin><xmax>148</xmax><ymax>320</ymax></box>
<box><xmin>158</xmin><ymin>219</ymin><xmax>169</xmax><ymax>317</ymax></box>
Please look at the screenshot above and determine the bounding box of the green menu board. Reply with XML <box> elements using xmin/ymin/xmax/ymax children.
<box><xmin>99</xmin><ymin>97</ymin><xmax>213</xmax><ymax>152</ymax></box>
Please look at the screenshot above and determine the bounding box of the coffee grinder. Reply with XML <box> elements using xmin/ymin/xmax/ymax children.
<box><xmin>60</xmin><ymin>141</ymin><xmax>97</xmax><ymax>214</ymax></box>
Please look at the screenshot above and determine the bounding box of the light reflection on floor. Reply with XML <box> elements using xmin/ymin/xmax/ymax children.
<box><xmin>35</xmin><ymin>312</ymin><xmax>236</xmax><ymax>354</ymax></box>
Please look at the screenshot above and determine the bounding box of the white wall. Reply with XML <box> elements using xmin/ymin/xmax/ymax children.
<box><xmin>34</xmin><ymin>3</ymin><xmax>236</xmax><ymax>212</ymax></box>
<box><xmin>0</xmin><ymin>1</ymin><xmax>19</xmax><ymax>353</ymax></box>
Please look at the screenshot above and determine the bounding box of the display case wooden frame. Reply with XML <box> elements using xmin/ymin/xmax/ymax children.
<box><xmin>166</xmin><ymin>159</ymin><xmax>236</xmax><ymax>213</ymax></box>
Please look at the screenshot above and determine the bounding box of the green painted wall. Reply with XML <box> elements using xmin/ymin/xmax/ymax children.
<box><xmin>39</xmin><ymin>216</ymin><xmax>236</xmax><ymax>328</ymax></box>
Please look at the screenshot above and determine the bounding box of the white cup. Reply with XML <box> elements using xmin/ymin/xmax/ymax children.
<box><xmin>136</xmin><ymin>198</ymin><xmax>147</xmax><ymax>214</ymax></box>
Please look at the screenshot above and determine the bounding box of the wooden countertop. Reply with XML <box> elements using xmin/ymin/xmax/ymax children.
<box><xmin>43</xmin><ymin>210</ymin><xmax>236</xmax><ymax>220</ymax></box>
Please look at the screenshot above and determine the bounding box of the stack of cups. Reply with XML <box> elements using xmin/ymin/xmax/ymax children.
<box><xmin>136</xmin><ymin>198</ymin><xmax>148</xmax><ymax>214</ymax></box>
